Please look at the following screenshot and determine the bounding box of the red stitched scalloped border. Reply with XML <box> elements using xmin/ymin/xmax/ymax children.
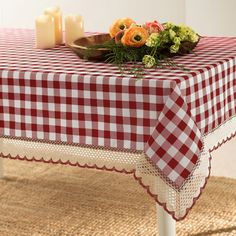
<box><xmin>0</xmin><ymin>153</ymin><xmax>134</xmax><ymax>175</ymax></box>
<box><xmin>133</xmin><ymin>156</ymin><xmax>211</xmax><ymax>221</ymax></box>
<box><xmin>0</xmin><ymin>130</ymin><xmax>235</xmax><ymax>221</ymax></box>
<box><xmin>209</xmin><ymin>130</ymin><xmax>236</xmax><ymax>152</ymax></box>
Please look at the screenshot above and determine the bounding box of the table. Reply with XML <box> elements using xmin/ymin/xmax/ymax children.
<box><xmin>0</xmin><ymin>28</ymin><xmax>236</xmax><ymax>235</ymax></box>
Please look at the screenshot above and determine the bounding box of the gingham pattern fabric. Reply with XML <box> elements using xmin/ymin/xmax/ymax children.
<box><xmin>144</xmin><ymin>84</ymin><xmax>202</xmax><ymax>187</ymax></box>
<box><xmin>0</xmin><ymin>29</ymin><xmax>236</xmax><ymax>189</ymax></box>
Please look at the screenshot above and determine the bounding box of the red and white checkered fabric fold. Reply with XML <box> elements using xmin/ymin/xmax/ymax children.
<box><xmin>0</xmin><ymin>29</ymin><xmax>236</xmax><ymax>190</ymax></box>
<box><xmin>145</xmin><ymin>83</ymin><xmax>202</xmax><ymax>187</ymax></box>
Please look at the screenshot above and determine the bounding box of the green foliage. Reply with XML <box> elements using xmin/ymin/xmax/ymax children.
<box><xmin>86</xmin><ymin>23</ymin><xmax>199</xmax><ymax>79</ymax></box>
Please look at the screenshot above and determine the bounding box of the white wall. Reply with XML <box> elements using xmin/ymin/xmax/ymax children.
<box><xmin>1</xmin><ymin>0</ymin><xmax>236</xmax><ymax>36</ymax></box>
<box><xmin>186</xmin><ymin>0</ymin><xmax>236</xmax><ymax>36</ymax></box>
<box><xmin>1</xmin><ymin>0</ymin><xmax>236</xmax><ymax>35</ymax></box>
<box><xmin>0</xmin><ymin>0</ymin><xmax>185</xmax><ymax>32</ymax></box>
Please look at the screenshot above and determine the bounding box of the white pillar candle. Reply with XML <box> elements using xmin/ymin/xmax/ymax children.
<box><xmin>44</xmin><ymin>6</ymin><xmax>62</xmax><ymax>45</ymax></box>
<box><xmin>65</xmin><ymin>15</ymin><xmax>85</xmax><ymax>45</ymax></box>
<box><xmin>35</xmin><ymin>15</ymin><xmax>55</xmax><ymax>49</ymax></box>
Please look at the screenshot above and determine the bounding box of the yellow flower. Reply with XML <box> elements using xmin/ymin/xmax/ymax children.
<box><xmin>142</xmin><ymin>55</ymin><xmax>156</xmax><ymax>68</ymax></box>
<box><xmin>169</xmin><ymin>29</ymin><xmax>176</xmax><ymax>40</ymax></box>
<box><xmin>146</xmin><ymin>33</ymin><xmax>160</xmax><ymax>47</ymax></box>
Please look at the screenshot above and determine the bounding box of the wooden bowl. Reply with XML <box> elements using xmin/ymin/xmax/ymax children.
<box><xmin>178</xmin><ymin>38</ymin><xmax>200</xmax><ymax>54</ymax></box>
<box><xmin>69</xmin><ymin>34</ymin><xmax>112</xmax><ymax>61</ymax></box>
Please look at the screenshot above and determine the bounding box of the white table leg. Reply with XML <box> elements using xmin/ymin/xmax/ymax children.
<box><xmin>157</xmin><ymin>204</ymin><xmax>176</xmax><ymax>236</ymax></box>
<box><xmin>0</xmin><ymin>158</ymin><xmax>4</xmax><ymax>178</ymax></box>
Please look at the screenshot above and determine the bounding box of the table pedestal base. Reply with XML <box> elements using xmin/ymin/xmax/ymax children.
<box><xmin>157</xmin><ymin>204</ymin><xmax>176</xmax><ymax>236</ymax></box>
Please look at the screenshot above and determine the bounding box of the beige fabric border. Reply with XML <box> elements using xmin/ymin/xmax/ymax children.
<box><xmin>0</xmin><ymin>116</ymin><xmax>235</xmax><ymax>220</ymax></box>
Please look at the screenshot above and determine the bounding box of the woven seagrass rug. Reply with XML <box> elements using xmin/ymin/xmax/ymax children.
<box><xmin>0</xmin><ymin>159</ymin><xmax>235</xmax><ymax>236</ymax></box>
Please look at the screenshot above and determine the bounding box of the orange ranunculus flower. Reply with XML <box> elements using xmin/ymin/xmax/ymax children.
<box><xmin>121</xmin><ymin>26</ymin><xmax>149</xmax><ymax>47</ymax></box>
<box><xmin>109</xmin><ymin>18</ymin><xmax>136</xmax><ymax>38</ymax></box>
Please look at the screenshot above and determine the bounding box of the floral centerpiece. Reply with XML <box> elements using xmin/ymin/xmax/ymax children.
<box><xmin>81</xmin><ymin>18</ymin><xmax>200</xmax><ymax>76</ymax></box>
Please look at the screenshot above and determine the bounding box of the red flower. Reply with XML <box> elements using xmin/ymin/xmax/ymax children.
<box><xmin>143</xmin><ymin>20</ymin><xmax>164</xmax><ymax>34</ymax></box>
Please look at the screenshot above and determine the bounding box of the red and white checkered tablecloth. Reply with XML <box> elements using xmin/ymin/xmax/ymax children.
<box><xmin>0</xmin><ymin>29</ymin><xmax>236</xmax><ymax>218</ymax></box>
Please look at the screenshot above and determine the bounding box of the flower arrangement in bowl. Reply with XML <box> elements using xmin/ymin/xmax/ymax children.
<box><xmin>71</xmin><ymin>18</ymin><xmax>200</xmax><ymax>76</ymax></box>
